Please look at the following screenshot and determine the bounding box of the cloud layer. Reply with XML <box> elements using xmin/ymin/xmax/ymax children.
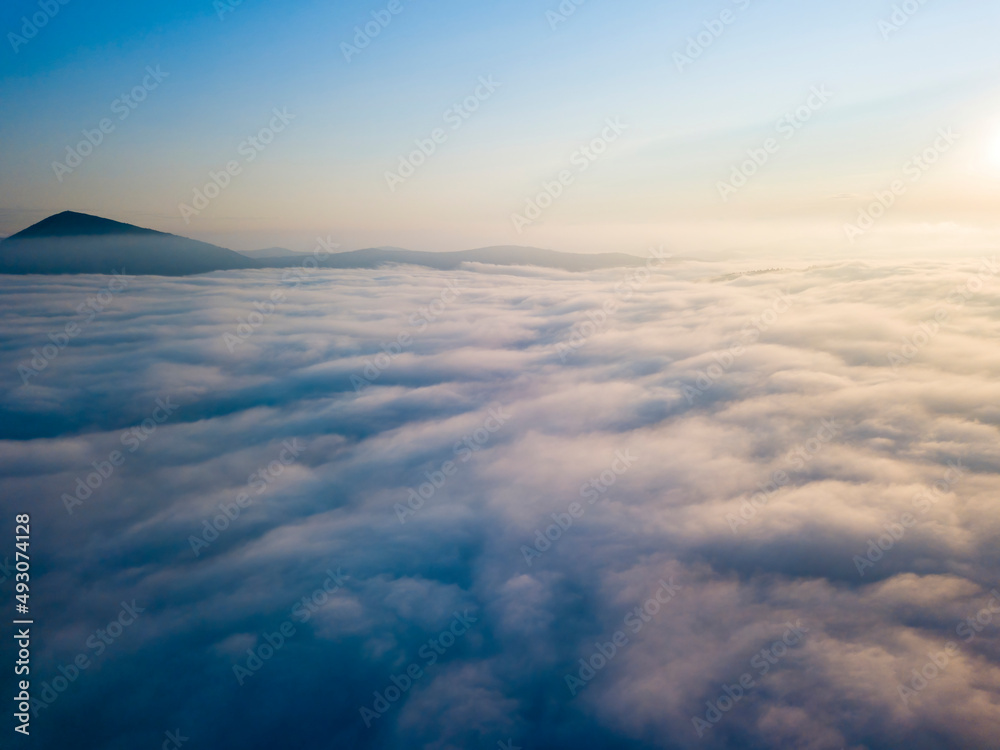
<box><xmin>2</xmin><ymin>256</ymin><xmax>1000</xmax><ymax>749</ymax></box>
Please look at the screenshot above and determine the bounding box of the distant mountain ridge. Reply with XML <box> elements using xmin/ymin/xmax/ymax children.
<box><xmin>238</xmin><ymin>247</ymin><xmax>311</xmax><ymax>259</ymax></box>
<box><xmin>314</xmin><ymin>245</ymin><xmax>650</xmax><ymax>272</ymax></box>
<box><xmin>0</xmin><ymin>211</ymin><xmax>654</xmax><ymax>276</ymax></box>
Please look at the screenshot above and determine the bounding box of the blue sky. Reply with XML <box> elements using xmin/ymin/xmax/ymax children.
<box><xmin>2</xmin><ymin>0</ymin><xmax>999</xmax><ymax>256</ymax></box>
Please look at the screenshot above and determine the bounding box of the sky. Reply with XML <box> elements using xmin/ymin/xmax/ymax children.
<box><xmin>1</xmin><ymin>0</ymin><xmax>999</xmax><ymax>257</ymax></box>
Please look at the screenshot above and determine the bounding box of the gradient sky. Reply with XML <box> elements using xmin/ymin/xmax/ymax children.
<box><xmin>1</xmin><ymin>0</ymin><xmax>999</xmax><ymax>256</ymax></box>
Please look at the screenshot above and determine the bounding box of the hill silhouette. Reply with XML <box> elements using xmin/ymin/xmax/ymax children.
<box><xmin>0</xmin><ymin>212</ymin><xmax>654</xmax><ymax>275</ymax></box>
<box><xmin>0</xmin><ymin>212</ymin><xmax>256</xmax><ymax>275</ymax></box>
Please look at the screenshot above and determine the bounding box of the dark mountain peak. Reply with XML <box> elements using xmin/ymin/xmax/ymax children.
<box><xmin>9</xmin><ymin>211</ymin><xmax>161</xmax><ymax>240</ymax></box>
<box><xmin>0</xmin><ymin>211</ymin><xmax>254</xmax><ymax>276</ymax></box>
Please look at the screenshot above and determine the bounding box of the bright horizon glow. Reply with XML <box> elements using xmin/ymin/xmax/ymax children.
<box><xmin>991</xmin><ymin>131</ymin><xmax>1000</xmax><ymax>165</ymax></box>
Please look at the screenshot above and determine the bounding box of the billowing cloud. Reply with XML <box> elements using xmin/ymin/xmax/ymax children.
<box><xmin>2</xmin><ymin>255</ymin><xmax>1000</xmax><ymax>749</ymax></box>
